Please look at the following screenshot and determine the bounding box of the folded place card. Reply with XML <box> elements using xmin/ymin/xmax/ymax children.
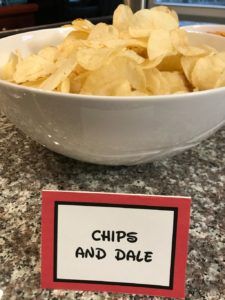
<box><xmin>41</xmin><ymin>191</ymin><xmax>191</xmax><ymax>299</ymax></box>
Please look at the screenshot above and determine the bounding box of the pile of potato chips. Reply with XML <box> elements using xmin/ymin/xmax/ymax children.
<box><xmin>1</xmin><ymin>5</ymin><xmax>225</xmax><ymax>96</ymax></box>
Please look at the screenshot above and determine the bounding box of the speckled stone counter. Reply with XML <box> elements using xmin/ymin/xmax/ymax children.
<box><xmin>0</xmin><ymin>114</ymin><xmax>225</xmax><ymax>300</ymax></box>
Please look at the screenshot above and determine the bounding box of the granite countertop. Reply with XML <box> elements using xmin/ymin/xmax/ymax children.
<box><xmin>0</xmin><ymin>114</ymin><xmax>225</xmax><ymax>300</ymax></box>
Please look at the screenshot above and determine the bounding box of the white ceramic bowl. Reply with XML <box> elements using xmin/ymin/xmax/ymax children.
<box><xmin>0</xmin><ymin>28</ymin><xmax>225</xmax><ymax>166</ymax></box>
<box><xmin>183</xmin><ymin>24</ymin><xmax>225</xmax><ymax>36</ymax></box>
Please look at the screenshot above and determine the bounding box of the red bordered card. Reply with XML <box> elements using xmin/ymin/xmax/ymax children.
<box><xmin>41</xmin><ymin>191</ymin><xmax>191</xmax><ymax>299</ymax></box>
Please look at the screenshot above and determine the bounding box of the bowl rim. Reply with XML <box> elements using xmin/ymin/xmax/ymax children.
<box><xmin>182</xmin><ymin>24</ymin><xmax>225</xmax><ymax>29</ymax></box>
<box><xmin>182</xmin><ymin>24</ymin><xmax>225</xmax><ymax>33</ymax></box>
<box><xmin>0</xmin><ymin>26</ymin><xmax>225</xmax><ymax>103</ymax></box>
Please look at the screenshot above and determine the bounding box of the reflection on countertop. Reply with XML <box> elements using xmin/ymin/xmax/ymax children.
<box><xmin>0</xmin><ymin>114</ymin><xmax>225</xmax><ymax>300</ymax></box>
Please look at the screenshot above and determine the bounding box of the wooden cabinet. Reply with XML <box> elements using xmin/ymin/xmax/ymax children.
<box><xmin>0</xmin><ymin>3</ymin><xmax>38</xmax><ymax>30</ymax></box>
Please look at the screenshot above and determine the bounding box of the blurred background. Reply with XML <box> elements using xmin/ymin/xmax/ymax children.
<box><xmin>0</xmin><ymin>0</ymin><xmax>224</xmax><ymax>32</ymax></box>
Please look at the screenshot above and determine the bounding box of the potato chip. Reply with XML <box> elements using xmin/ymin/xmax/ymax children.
<box><xmin>63</xmin><ymin>30</ymin><xmax>89</xmax><ymax>44</ymax></box>
<box><xmin>1</xmin><ymin>52</ymin><xmax>20</xmax><ymax>81</ymax></box>
<box><xmin>129</xmin><ymin>46</ymin><xmax>147</xmax><ymax>59</ymax></box>
<box><xmin>119</xmin><ymin>49</ymin><xmax>145</xmax><ymax>64</ymax></box>
<box><xmin>38</xmin><ymin>46</ymin><xmax>58</xmax><ymax>63</ymax></box>
<box><xmin>73</xmin><ymin>64</ymin><xmax>87</xmax><ymax>76</ymax></box>
<box><xmin>145</xmin><ymin>68</ymin><xmax>168</xmax><ymax>95</ymax></box>
<box><xmin>150</xmin><ymin>6</ymin><xmax>179</xmax><ymax>23</ymax></box>
<box><xmin>88</xmin><ymin>23</ymin><xmax>119</xmax><ymax>41</ymax></box>
<box><xmin>81</xmin><ymin>56</ymin><xmax>146</xmax><ymax>95</ymax></box>
<box><xmin>70</xmin><ymin>72</ymin><xmax>89</xmax><ymax>94</ymax></box>
<box><xmin>129</xmin><ymin>9</ymin><xmax>179</xmax><ymax>38</ymax></box>
<box><xmin>103</xmin><ymin>38</ymin><xmax>147</xmax><ymax>49</ymax></box>
<box><xmin>86</xmin><ymin>79</ymin><xmax>145</xmax><ymax>97</ymax></box>
<box><xmin>202</xmin><ymin>45</ymin><xmax>217</xmax><ymax>54</ymax></box>
<box><xmin>57</xmin><ymin>43</ymin><xmax>78</xmax><ymax>63</ymax></box>
<box><xmin>55</xmin><ymin>32</ymin><xmax>89</xmax><ymax>65</ymax></box>
<box><xmin>216</xmin><ymin>52</ymin><xmax>225</xmax><ymax>88</ymax></box>
<box><xmin>158</xmin><ymin>54</ymin><xmax>182</xmax><ymax>72</ymax></box>
<box><xmin>113</xmin><ymin>4</ymin><xmax>133</xmax><ymax>34</ymax></box>
<box><xmin>148</xmin><ymin>29</ymin><xmax>176</xmax><ymax>61</ymax></box>
<box><xmin>22</xmin><ymin>77</ymin><xmax>47</xmax><ymax>88</ymax></box>
<box><xmin>81</xmin><ymin>78</ymin><xmax>117</xmax><ymax>96</ymax></box>
<box><xmin>14</xmin><ymin>55</ymin><xmax>55</xmax><ymax>83</ymax></box>
<box><xmin>58</xmin><ymin>77</ymin><xmax>70</xmax><ymax>93</ymax></box>
<box><xmin>130</xmin><ymin>90</ymin><xmax>150</xmax><ymax>96</ymax></box>
<box><xmin>77</xmin><ymin>47</ymin><xmax>115</xmax><ymax>71</ymax></box>
<box><xmin>171</xmin><ymin>29</ymin><xmax>209</xmax><ymax>56</ymax></box>
<box><xmin>127</xmin><ymin>59</ymin><xmax>146</xmax><ymax>91</ymax></box>
<box><xmin>181</xmin><ymin>56</ymin><xmax>199</xmax><ymax>83</ymax></box>
<box><xmin>57</xmin><ymin>31</ymin><xmax>87</xmax><ymax>61</ymax></box>
<box><xmin>161</xmin><ymin>71</ymin><xmax>190</xmax><ymax>93</ymax></box>
<box><xmin>114</xmin><ymin>80</ymin><xmax>132</xmax><ymax>96</ymax></box>
<box><xmin>145</xmin><ymin>68</ymin><xmax>188</xmax><ymax>95</ymax></box>
<box><xmin>71</xmin><ymin>19</ymin><xmax>94</xmax><ymax>33</ymax></box>
<box><xmin>101</xmin><ymin>80</ymin><xmax>124</xmax><ymax>96</ymax></box>
<box><xmin>141</xmin><ymin>57</ymin><xmax>164</xmax><ymax>69</ymax></box>
<box><xmin>216</xmin><ymin>70</ymin><xmax>225</xmax><ymax>88</ymax></box>
<box><xmin>191</xmin><ymin>54</ymin><xmax>225</xmax><ymax>90</ymax></box>
<box><xmin>40</xmin><ymin>53</ymin><xmax>77</xmax><ymax>91</ymax></box>
<box><xmin>217</xmin><ymin>51</ymin><xmax>225</xmax><ymax>61</ymax></box>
